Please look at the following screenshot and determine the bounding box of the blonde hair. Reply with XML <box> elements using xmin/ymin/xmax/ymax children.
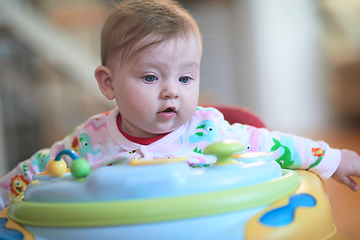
<box><xmin>100</xmin><ymin>0</ymin><xmax>201</xmax><ymax>67</ymax></box>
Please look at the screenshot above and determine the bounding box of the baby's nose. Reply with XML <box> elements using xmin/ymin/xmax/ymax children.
<box><xmin>164</xmin><ymin>90</ymin><xmax>179</xmax><ymax>99</ymax></box>
<box><xmin>161</xmin><ymin>83</ymin><xmax>179</xmax><ymax>99</ymax></box>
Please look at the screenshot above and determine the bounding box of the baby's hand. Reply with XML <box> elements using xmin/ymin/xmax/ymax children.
<box><xmin>332</xmin><ymin>149</ymin><xmax>360</xmax><ymax>191</ymax></box>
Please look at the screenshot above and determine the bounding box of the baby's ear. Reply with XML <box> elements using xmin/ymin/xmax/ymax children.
<box><xmin>94</xmin><ymin>66</ymin><xmax>115</xmax><ymax>100</ymax></box>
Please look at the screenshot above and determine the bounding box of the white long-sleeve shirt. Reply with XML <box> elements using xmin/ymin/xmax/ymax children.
<box><xmin>0</xmin><ymin>106</ymin><xmax>341</xmax><ymax>210</ymax></box>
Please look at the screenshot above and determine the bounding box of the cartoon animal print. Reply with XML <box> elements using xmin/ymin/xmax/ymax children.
<box><xmin>245</xmin><ymin>127</ymin><xmax>261</xmax><ymax>152</ymax></box>
<box><xmin>312</xmin><ymin>147</ymin><xmax>324</xmax><ymax>157</ymax></box>
<box><xmin>271</xmin><ymin>138</ymin><xmax>294</xmax><ymax>168</ymax></box>
<box><xmin>79</xmin><ymin>133</ymin><xmax>101</xmax><ymax>157</ymax></box>
<box><xmin>84</xmin><ymin>119</ymin><xmax>107</xmax><ymax>131</ymax></box>
<box><xmin>102</xmin><ymin>111</ymin><xmax>111</xmax><ymax>116</ymax></box>
<box><xmin>193</xmin><ymin>147</ymin><xmax>202</xmax><ymax>154</ymax></box>
<box><xmin>191</xmin><ymin>164</ymin><xmax>210</xmax><ymax>168</ymax></box>
<box><xmin>189</xmin><ymin>120</ymin><xmax>219</xmax><ymax>144</ymax></box>
<box><xmin>54</xmin><ymin>144</ymin><xmax>66</xmax><ymax>157</ymax></box>
<box><xmin>22</xmin><ymin>164</ymin><xmax>28</xmax><ymax>176</ymax></box>
<box><xmin>71</xmin><ymin>136</ymin><xmax>80</xmax><ymax>153</ymax></box>
<box><xmin>270</xmin><ymin>137</ymin><xmax>302</xmax><ymax>168</ymax></box>
<box><xmin>106</xmin><ymin>149</ymin><xmax>137</xmax><ymax>166</ymax></box>
<box><xmin>32</xmin><ymin>151</ymin><xmax>50</xmax><ymax>172</ymax></box>
<box><xmin>0</xmin><ymin>183</ymin><xmax>11</xmax><ymax>192</ymax></box>
<box><xmin>178</xmin><ymin>135</ymin><xmax>183</xmax><ymax>144</ymax></box>
<box><xmin>187</xmin><ymin>156</ymin><xmax>207</xmax><ymax>166</ymax></box>
<box><xmin>308</xmin><ymin>147</ymin><xmax>325</xmax><ymax>169</ymax></box>
<box><xmin>6</xmin><ymin>175</ymin><xmax>29</xmax><ymax>198</ymax></box>
<box><xmin>196</xmin><ymin>107</ymin><xmax>221</xmax><ymax>118</ymax></box>
<box><xmin>107</xmin><ymin>156</ymin><xmax>127</xmax><ymax>166</ymax></box>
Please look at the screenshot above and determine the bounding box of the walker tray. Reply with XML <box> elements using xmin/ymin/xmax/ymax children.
<box><xmin>0</xmin><ymin>140</ymin><xmax>336</xmax><ymax>240</ymax></box>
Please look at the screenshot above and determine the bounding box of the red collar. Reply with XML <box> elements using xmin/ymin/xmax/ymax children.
<box><xmin>117</xmin><ymin>114</ymin><xmax>168</xmax><ymax>145</ymax></box>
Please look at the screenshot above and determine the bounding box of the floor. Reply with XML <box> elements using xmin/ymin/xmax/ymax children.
<box><xmin>308</xmin><ymin>123</ymin><xmax>360</xmax><ymax>240</ymax></box>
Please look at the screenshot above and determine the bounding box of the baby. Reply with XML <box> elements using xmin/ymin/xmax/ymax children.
<box><xmin>0</xmin><ymin>0</ymin><xmax>360</xmax><ymax>210</ymax></box>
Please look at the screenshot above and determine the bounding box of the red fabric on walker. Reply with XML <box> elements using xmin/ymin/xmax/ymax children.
<box><xmin>202</xmin><ymin>104</ymin><xmax>267</xmax><ymax>128</ymax></box>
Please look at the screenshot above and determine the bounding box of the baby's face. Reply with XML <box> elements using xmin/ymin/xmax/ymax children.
<box><xmin>112</xmin><ymin>35</ymin><xmax>202</xmax><ymax>138</ymax></box>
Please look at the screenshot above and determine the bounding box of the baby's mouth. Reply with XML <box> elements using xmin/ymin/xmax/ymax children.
<box><xmin>162</xmin><ymin>107</ymin><xmax>175</xmax><ymax>113</ymax></box>
<box><xmin>158</xmin><ymin>107</ymin><xmax>176</xmax><ymax>119</ymax></box>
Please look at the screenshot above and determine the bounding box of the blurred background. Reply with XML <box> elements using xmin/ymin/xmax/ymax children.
<box><xmin>0</xmin><ymin>0</ymin><xmax>360</xmax><ymax>238</ymax></box>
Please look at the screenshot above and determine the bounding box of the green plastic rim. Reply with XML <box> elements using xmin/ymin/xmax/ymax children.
<box><xmin>8</xmin><ymin>170</ymin><xmax>300</xmax><ymax>227</ymax></box>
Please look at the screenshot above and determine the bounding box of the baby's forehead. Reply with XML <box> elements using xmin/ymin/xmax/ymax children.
<box><xmin>143</xmin><ymin>35</ymin><xmax>201</xmax><ymax>54</ymax></box>
<box><xmin>113</xmin><ymin>34</ymin><xmax>202</xmax><ymax>68</ymax></box>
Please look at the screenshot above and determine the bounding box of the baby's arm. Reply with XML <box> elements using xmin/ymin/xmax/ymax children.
<box><xmin>0</xmin><ymin>149</ymin><xmax>49</xmax><ymax>210</ymax></box>
<box><xmin>218</xmin><ymin>119</ymin><xmax>341</xmax><ymax>179</ymax></box>
<box><xmin>332</xmin><ymin>149</ymin><xmax>360</xmax><ymax>191</ymax></box>
<box><xmin>0</xmin><ymin>128</ymin><xmax>77</xmax><ymax>210</ymax></box>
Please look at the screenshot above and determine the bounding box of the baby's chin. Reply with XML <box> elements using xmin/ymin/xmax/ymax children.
<box><xmin>147</xmin><ymin>128</ymin><xmax>175</xmax><ymax>136</ymax></box>
<box><xmin>144</xmin><ymin>114</ymin><xmax>193</xmax><ymax>136</ymax></box>
<box><xmin>146</xmin><ymin>123</ymin><xmax>183</xmax><ymax>136</ymax></box>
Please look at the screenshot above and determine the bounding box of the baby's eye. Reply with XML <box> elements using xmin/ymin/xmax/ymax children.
<box><xmin>179</xmin><ymin>76</ymin><xmax>190</xmax><ymax>84</ymax></box>
<box><xmin>143</xmin><ymin>75</ymin><xmax>157</xmax><ymax>82</ymax></box>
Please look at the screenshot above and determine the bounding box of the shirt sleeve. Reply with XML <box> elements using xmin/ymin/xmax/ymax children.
<box><xmin>0</xmin><ymin>125</ymin><xmax>81</xmax><ymax>211</ymax></box>
<box><xmin>218</xmin><ymin>121</ymin><xmax>341</xmax><ymax>180</ymax></box>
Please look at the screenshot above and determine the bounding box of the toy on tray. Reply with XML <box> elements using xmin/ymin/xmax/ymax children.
<box><xmin>0</xmin><ymin>140</ymin><xmax>336</xmax><ymax>240</ymax></box>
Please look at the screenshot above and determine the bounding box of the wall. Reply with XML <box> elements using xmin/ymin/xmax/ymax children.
<box><xmin>187</xmin><ymin>0</ymin><xmax>331</xmax><ymax>134</ymax></box>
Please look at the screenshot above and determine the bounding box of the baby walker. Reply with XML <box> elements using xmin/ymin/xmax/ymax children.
<box><xmin>0</xmin><ymin>140</ymin><xmax>336</xmax><ymax>240</ymax></box>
